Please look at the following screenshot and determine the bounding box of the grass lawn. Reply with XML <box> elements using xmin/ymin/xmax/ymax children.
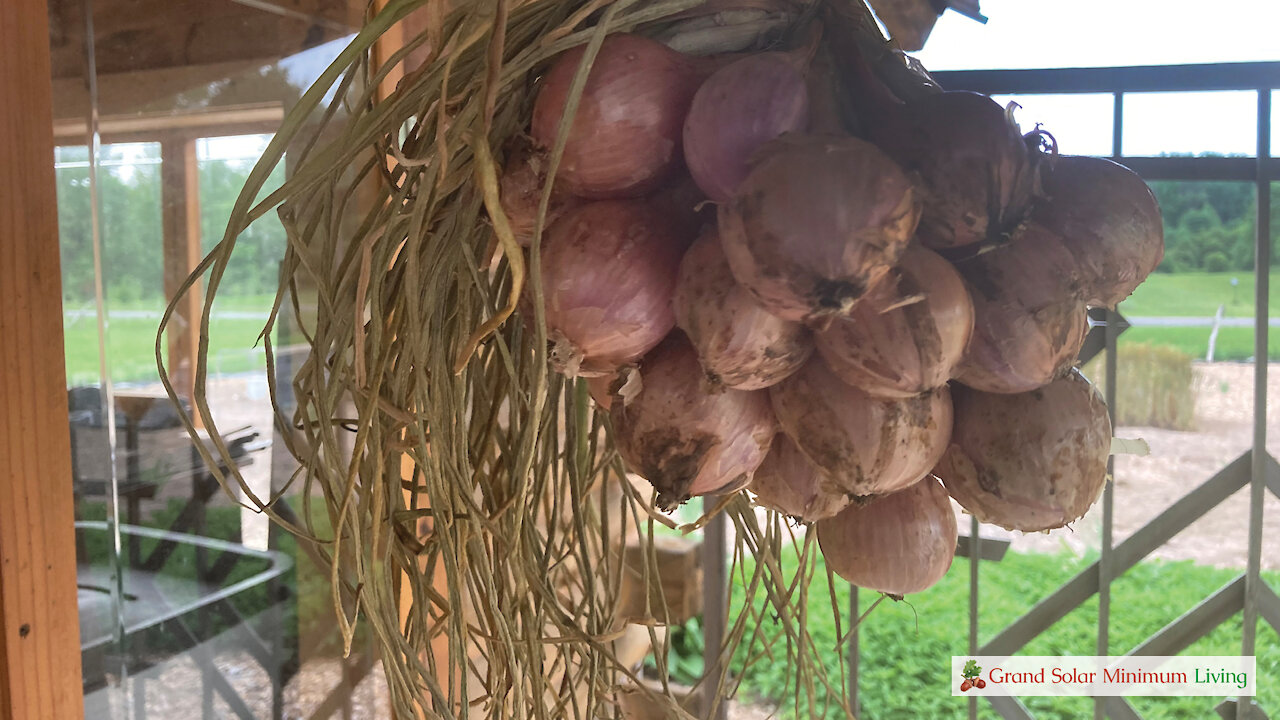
<box><xmin>63</xmin><ymin>293</ymin><xmax>276</xmax><ymax>385</ymax></box>
<box><xmin>710</xmin><ymin>549</ymin><xmax>1280</xmax><ymax>720</ymax></box>
<box><xmin>1121</xmin><ymin>326</ymin><xmax>1280</xmax><ymax>363</ymax></box>
<box><xmin>1114</xmin><ymin>272</ymin><xmax>1280</xmax><ymax>360</ymax></box>
<box><xmin>1122</xmin><ymin>271</ymin><xmax>1280</xmax><ymax>319</ymax></box>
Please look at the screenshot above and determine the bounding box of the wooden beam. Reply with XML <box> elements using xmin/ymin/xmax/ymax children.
<box><xmin>55</xmin><ymin>104</ymin><xmax>285</xmax><ymax>144</ymax></box>
<box><xmin>161</xmin><ymin>138</ymin><xmax>204</xmax><ymax>413</ymax></box>
<box><xmin>0</xmin><ymin>0</ymin><xmax>85</xmax><ymax>717</ymax></box>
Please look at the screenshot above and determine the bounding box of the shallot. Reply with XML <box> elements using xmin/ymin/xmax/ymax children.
<box><xmin>541</xmin><ymin>199</ymin><xmax>690</xmax><ymax>376</ymax></box>
<box><xmin>1032</xmin><ymin>155</ymin><xmax>1164</xmax><ymax>307</ymax></box>
<box><xmin>955</xmin><ymin>288</ymin><xmax>1087</xmax><ymax>395</ymax></box>
<box><xmin>933</xmin><ymin>369</ymin><xmax>1111</xmax><ymax>532</ymax></box>
<box><xmin>815</xmin><ymin>244</ymin><xmax>973</xmax><ymax>397</ymax></box>
<box><xmin>872</xmin><ymin>91</ymin><xmax>1034</xmax><ymax>250</ymax></box>
<box><xmin>770</xmin><ymin>359</ymin><xmax>952</xmax><ymax>496</ymax></box>
<box><xmin>751</xmin><ymin>435</ymin><xmax>850</xmax><ymax>522</ymax></box>
<box><xmin>674</xmin><ymin>232</ymin><xmax>813</xmax><ymax>390</ymax></box>
<box><xmin>612</xmin><ymin>333</ymin><xmax>776</xmax><ymax>509</ymax></box>
<box><xmin>532</xmin><ymin>34</ymin><xmax>703</xmax><ymax>198</ymax></box>
<box><xmin>683</xmin><ymin>52</ymin><xmax>810</xmax><ymax>202</ymax></box>
<box><xmin>817</xmin><ymin>477</ymin><xmax>957</xmax><ymax>595</ymax></box>
<box><xmin>954</xmin><ymin>219</ymin><xmax>1084</xmax><ymax>313</ymax></box>
<box><xmin>718</xmin><ymin>135</ymin><xmax>919</xmax><ymax>322</ymax></box>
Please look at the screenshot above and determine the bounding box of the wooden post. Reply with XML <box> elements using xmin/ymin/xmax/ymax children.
<box><xmin>160</xmin><ymin>136</ymin><xmax>203</xmax><ymax>414</ymax></box>
<box><xmin>0</xmin><ymin>0</ymin><xmax>86</xmax><ymax>716</ymax></box>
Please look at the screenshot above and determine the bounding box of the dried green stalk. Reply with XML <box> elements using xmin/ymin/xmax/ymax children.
<box><xmin>156</xmin><ymin>1</ymin><xmax>883</xmax><ymax>717</ymax></box>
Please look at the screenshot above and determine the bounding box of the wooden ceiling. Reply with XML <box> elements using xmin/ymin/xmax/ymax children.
<box><xmin>47</xmin><ymin>0</ymin><xmax>363</xmax><ymax>79</ymax></box>
<box><xmin>47</xmin><ymin>0</ymin><xmax>366</xmax><ymax>126</ymax></box>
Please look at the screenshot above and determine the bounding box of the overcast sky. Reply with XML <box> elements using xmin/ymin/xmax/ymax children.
<box><xmin>914</xmin><ymin>0</ymin><xmax>1280</xmax><ymax>157</ymax></box>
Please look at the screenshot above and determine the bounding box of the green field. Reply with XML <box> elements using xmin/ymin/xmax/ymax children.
<box><xmin>1121</xmin><ymin>326</ymin><xmax>1280</xmax><ymax>362</ymax></box>
<box><xmin>1120</xmin><ymin>271</ymin><xmax>1279</xmax><ymax>361</ymax></box>
<box><xmin>62</xmin><ymin>293</ymin><xmax>276</xmax><ymax>385</ymax></box>
<box><xmin>1122</xmin><ymin>271</ymin><xmax>1280</xmax><ymax>318</ymax></box>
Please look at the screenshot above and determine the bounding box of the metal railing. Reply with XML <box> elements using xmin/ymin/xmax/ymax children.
<box><xmin>699</xmin><ymin>61</ymin><xmax>1279</xmax><ymax>720</ymax></box>
<box><xmin>930</xmin><ymin>60</ymin><xmax>1276</xmax><ymax>720</ymax></box>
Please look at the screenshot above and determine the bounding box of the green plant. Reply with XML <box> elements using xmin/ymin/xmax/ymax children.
<box><xmin>645</xmin><ymin>616</ymin><xmax>705</xmax><ymax>685</ymax></box>
<box><xmin>721</xmin><ymin>548</ymin><xmax>1280</xmax><ymax>719</ymax></box>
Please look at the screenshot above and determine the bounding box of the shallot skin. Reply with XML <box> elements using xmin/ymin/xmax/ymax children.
<box><xmin>586</xmin><ymin>375</ymin><xmax>614</xmax><ymax>410</ymax></box>
<box><xmin>532</xmin><ymin>34</ymin><xmax>702</xmax><ymax>199</ymax></box>
<box><xmin>751</xmin><ymin>435</ymin><xmax>851</xmax><ymax>522</ymax></box>
<box><xmin>872</xmin><ymin>91</ymin><xmax>1033</xmax><ymax>250</ymax></box>
<box><xmin>674</xmin><ymin>232</ymin><xmax>813</xmax><ymax>390</ymax></box>
<box><xmin>934</xmin><ymin>370</ymin><xmax>1112</xmax><ymax>532</ymax></box>
<box><xmin>683</xmin><ymin>52</ymin><xmax>810</xmax><ymax>202</ymax></box>
<box><xmin>497</xmin><ymin>138</ymin><xmax>580</xmax><ymax>247</ymax></box>
<box><xmin>951</xmin><ymin>219</ymin><xmax>1089</xmax><ymax>394</ymax></box>
<box><xmin>540</xmin><ymin>200</ymin><xmax>690</xmax><ymax>377</ymax></box>
<box><xmin>1033</xmin><ymin>156</ymin><xmax>1165</xmax><ymax>307</ymax></box>
<box><xmin>718</xmin><ymin>135</ymin><xmax>919</xmax><ymax>323</ymax></box>
<box><xmin>817</xmin><ymin>477</ymin><xmax>958</xmax><ymax>595</ymax></box>
<box><xmin>955</xmin><ymin>289</ymin><xmax>1087</xmax><ymax>395</ymax></box>
<box><xmin>612</xmin><ymin>334</ymin><xmax>776</xmax><ymax>510</ymax></box>
<box><xmin>770</xmin><ymin>359</ymin><xmax>952</xmax><ymax>497</ymax></box>
<box><xmin>816</xmin><ymin>244</ymin><xmax>973</xmax><ymax>398</ymax></box>
<box><xmin>955</xmin><ymin>219</ymin><xmax>1085</xmax><ymax>313</ymax></box>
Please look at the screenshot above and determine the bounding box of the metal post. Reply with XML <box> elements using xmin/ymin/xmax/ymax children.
<box><xmin>1111</xmin><ymin>91</ymin><xmax>1125</xmax><ymax>161</ymax></box>
<box><xmin>702</xmin><ymin>500</ymin><xmax>727</xmax><ymax>720</ymax></box>
<box><xmin>1095</xmin><ymin>91</ymin><xmax>1124</xmax><ymax>720</ymax></box>
<box><xmin>969</xmin><ymin>515</ymin><xmax>980</xmax><ymax>720</ymax></box>
<box><xmin>1239</xmin><ymin>86</ymin><xmax>1271</xmax><ymax>720</ymax></box>
<box><xmin>848</xmin><ymin>585</ymin><xmax>859</xmax><ymax>717</ymax></box>
<box><xmin>1095</xmin><ymin>309</ymin><xmax>1119</xmax><ymax>720</ymax></box>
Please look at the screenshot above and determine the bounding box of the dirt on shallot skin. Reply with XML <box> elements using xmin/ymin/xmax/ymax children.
<box><xmin>624</xmin><ymin>425</ymin><xmax>719</xmax><ymax>510</ymax></box>
<box><xmin>611</xmin><ymin>333</ymin><xmax>775</xmax><ymax>511</ymax></box>
<box><xmin>717</xmin><ymin>136</ymin><xmax>920</xmax><ymax>324</ymax></box>
<box><xmin>674</xmin><ymin>232</ymin><xmax>813</xmax><ymax>391</ymax></box>
<box><xmin>771</xmin><ymin>359</ymin><xmax>952</xmax><ymax>497</ymax></box>
<box><xmin>935</xmin><ymin>371</ymin><xmax>1111</xmax><ymax>532</ymax></box>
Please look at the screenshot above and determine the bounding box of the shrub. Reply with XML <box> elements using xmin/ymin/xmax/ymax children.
<box><xmin>1202</xmin><ymin>250</ymin><xmax>1230</xmax><ymax>272</ymax></box>
<box><xmin>1081</xmin><ymin>343</ymin><xmax>1196</xmax><ymax>430</ymax></box>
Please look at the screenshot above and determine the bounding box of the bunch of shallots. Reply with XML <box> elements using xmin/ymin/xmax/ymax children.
<box><xmin>499</xmin><ymin>20</ymin><xmax>1161</xmax><ymax>597</ymax></box>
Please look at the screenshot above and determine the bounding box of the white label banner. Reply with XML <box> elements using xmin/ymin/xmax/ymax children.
<box><xmin>950</xmin><ymin>656</ymin><xmax>1257</xmax><ymax>697</ymax></box>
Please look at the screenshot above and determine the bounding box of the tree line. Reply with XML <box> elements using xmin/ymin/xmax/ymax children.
<box><xmin>1150</xmin><ymin>179</ymin><xmax>1278</xmax><ymax>274</ymax></box>
<box><xmin>57</xmin><ymin>147</ymin><xmax>287</xmax><ymax>306</ymax></box>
